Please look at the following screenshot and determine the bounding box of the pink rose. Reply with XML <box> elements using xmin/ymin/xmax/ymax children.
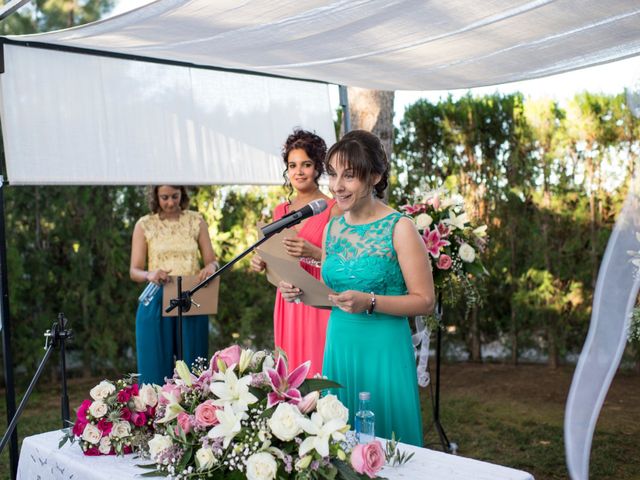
<box><xmin>72</xmin><ymin>419</ymin><xmax>86</xmax><ymax>436</ymax></box>
<box><xmin>194</xmin><ymin>400</ymin><xmax>219</xmax><ymax>427</ymax></box>
<box><xmin>77</xmin><ymin>399</ymin><xmax>92</xmax><ymax>422</ymax></box>
<box><xmin>175</xmin><ymin>412</ymin><xmax>193</xmax><ymax>435</ymax></box>
<box><xmin>211</xmin><ymin>345</ymin><xmax>242</xmax><ymax>371</ymax></box>
<box><xmin>83</xmin><ymin>447</ymin><xmax>100</xmax><ymax>456</ymax></box>
<box><xmin>437</xmin><ymin>254</ymin><xmax>452</xmax><ymax>270</ymax></box>
<box><xmin>117</xmin><ymin>389</ymin><xmax>131</xmax><ymax>403</ymax></box>
<box><xmin>97</xmin><ymin>419</ymin><xmax>113</xmax><ymax>435</ymax></box>
<box><xmin>159</xmin><ymin>383</ymin><xmax>182</xmax><ymax>406</ymax></box>
<box><xmin>120</xmin><ymin>407</ymin><xmax>132</xmax><ymax>421</ymax></box>
<box><xmin>351</xmin><ymin>441</ymin><xmax>385</xmax><ymax>478</ymax></box>
<box><xmin>132</xmin><ymin>412</ymin><xmax>147</xmax><ymax>427</ymax></box>
<box><xmin>130</xmin><ymin>384</ymin><xmax>139</xmax><ymax>396</ymax></box>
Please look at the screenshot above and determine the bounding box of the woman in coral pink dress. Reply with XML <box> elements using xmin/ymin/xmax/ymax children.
<box><xmin>251</xmin><ymin>129</ymin><xmax>339</xmax><ymax>376</ymax></box>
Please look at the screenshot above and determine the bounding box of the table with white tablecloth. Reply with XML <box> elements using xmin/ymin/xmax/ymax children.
<box><xmin>17</xmin><ymin>430</ymin><xmax>535</xmax><ymax>480</ymax></box>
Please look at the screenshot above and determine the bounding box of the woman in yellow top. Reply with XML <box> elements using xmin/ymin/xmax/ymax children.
<box><xmin>130</xmin><ymin>185</ymin><xmax>218</xmax><ymax>385</ymax></box>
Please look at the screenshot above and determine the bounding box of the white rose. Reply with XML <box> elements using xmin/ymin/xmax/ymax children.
<box><xmin>81</xmin><ymin>423</ymin><xmax>101</xmax><ymax>445</ymax></box>
<box><xmin>246</xmin><ymin>452</ymin><xmax>278</xmax><ymax>480</ymax></box>
<box><xmin>88</xmin><ymin>400</ymin><xmax>108</xmax><ymax>419</ymax></box>
<box><xmin>415</xmin><ymin>213</ymin><xmax>433</xmax><ymax>230</ymax></box>
<box><xmin>262</xmin><ymin>355</ymin><xmax>275</xmax><ymax>372</ymax></box>
<box><xmin>316</xmin><ymin>394</ymin><xmax>348</xmax><ymax>423</ymax></box>
<box><xmin>459</xmin><ymin>243</ymin><xmax>476</xmax><ymax>263</ymax></box>
<box><xmin>267</xmin><ymin>403</ymin><xmax>303</xmax><ymax>441</ymax></box>
<box><xmin>90</xmin><ymin>380</ymin><xmax>115</xmax><ymax>401</ymax></box>
<box><xmin>195</xmin><ymin>447</ymin><xmax>217</xmax><ymax>471</ymax></box>
<box><xmin>98</xmin><ymin>436</ymin><xmax>112</xmax><ymax>454</ymax></box>
<box><xmin>139</xmin><ymin>384</ymin><xmax>159</xmax><ymax>407</ymax></box>
<box><xmin>132</xmin><ymin>395</ymin><xmax>147</xmax><ymax>412</ymax></box>
<box><xmin>111</xmin><ymin>421</ymin><xmax>132</xmax><ymax>439</ymax></box>
<box><xmin>148</xmin><ymin>434</ymin><xmax>173</xmax><ymax>461</ymax></box>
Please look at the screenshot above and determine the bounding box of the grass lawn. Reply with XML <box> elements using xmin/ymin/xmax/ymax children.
<box><xmin>0</xmin><ymin>363</ymin><xmax>638</xmax><ymax>479</ymax></box>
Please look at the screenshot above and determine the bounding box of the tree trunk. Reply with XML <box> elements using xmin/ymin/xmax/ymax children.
<box><xmin>509</xmin><ymin>225</ymin><xmax>518</xmax><ymax>365</ymax></box>
<box><xmin>347</xmin><ymin>88</ymin><xmax>394</xmax><ymax>201</ymax></box>
<box><xmin>542</xmin><ymin>165</ymin><xmax>557</xmax><ymax>369</ymax></box>
<box><xmin>470</xmin><ymin>306</ymin><xmax>482</xmax><ymax>362</ymax></box>
<box><xmin>587</xmin><ymin>154</ymin><xmax>598</xmax><ymax>289</ymax></box>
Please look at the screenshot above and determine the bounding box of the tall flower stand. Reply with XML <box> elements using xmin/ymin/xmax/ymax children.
<box><xmin>431</xmin><ymin>292</ymin><xmax>456</xmax><ymax>453</ymax></box>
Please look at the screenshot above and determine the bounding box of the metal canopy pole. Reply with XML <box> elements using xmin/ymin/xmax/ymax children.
<box><xmin>338</xmin><ymin>85</ymin><xmax>351</xmax><ymax>134</ymax></box>
<box><xmin>0</xmin><ymin>176</ymin><xmax>18</xmax><ymax>479</ymax></box>
<box><xmin>0</xmin><ymin>0</ymin><xmax>32</xmax><ymax>22</ymax></box>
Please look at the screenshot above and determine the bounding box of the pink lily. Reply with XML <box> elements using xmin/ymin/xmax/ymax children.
<box><xmin>266</xmin><ymin>357</ymin><xmax>310</xmax><ymax>408</ymax></box>
<box><xmin>427</xmin><ymin>194</ymin><xmax>441</xmax><ymax>210</ymax></box>
<box><xmin>422</xmin><ymin>228</ymin><xmax>450</xmax><ymax>258</ymax></box>
<box><xmin>399</xmin><ymin>203</ymin><xmax>425</xmax><ymax>215</ymax></box>
<box><xmin>437</xmin><ymin>222</ymin><xmax>451</xmax><ymax>238</ymax></box>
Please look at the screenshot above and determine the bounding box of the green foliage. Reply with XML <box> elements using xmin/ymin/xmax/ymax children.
<box><xmin>394</xmin><ymin>91</ymin><xmax>636</xmax><ymax>365</ymax></box>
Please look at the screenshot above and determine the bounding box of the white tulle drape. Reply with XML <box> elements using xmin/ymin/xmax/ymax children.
<box><xmin>564</xmin><ymin>171</ymin><xmax>640</xmax><ymax>480</ymax></box>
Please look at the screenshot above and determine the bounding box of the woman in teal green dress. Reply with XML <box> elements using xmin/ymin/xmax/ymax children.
<box><xmin>280</xmin><ymin>130</ymin><xmax>435</xmax><ymax>446</ymax></box>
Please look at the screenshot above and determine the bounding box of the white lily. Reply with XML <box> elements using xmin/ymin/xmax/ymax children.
<box><xmin>157</xmin><ymin>393</ymin><xmax>186</xmax><ymax>424</ymax></box>
<box><xmin>210</xmin><ymin>367</ymin><xmax>258</xmax><ymax>413</ymax></box>
<box><xmin>443</xmin><ymin>211</ymin><xmax>468</xmax><ymax>231</ymax></box>
<box><xmin>174</xmin><ymin>360</ymin><xmax>193</xmax><ymax>387</ymax></box>
<box><xmin>297</xmin><ymin>412</ymin><xmax>347</xmax><ymax>458</ymax></box>
<box><xmin>473</xmin><ymin>225</ymin><xmax>488</xmax><ymax>237</ymax></box>
<box><xmin>207</xmin><ymin>403</ymin><xmax>243</xmax><ymax>448</ymax></box>
<box><xmin>238</xmin><ymin>349</ymin><xmax>253</xmax><ymax>374</ymax></box>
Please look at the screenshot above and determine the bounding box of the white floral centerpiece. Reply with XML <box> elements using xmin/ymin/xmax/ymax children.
<box><xmin>140</xmin><ymin>346</ymin><xmax>387</xmax><ymax>480</ymax></box>
<box><xmin>401</xmin><ymin>187</ymin><xmax>488</xmax><ymax>307</ymax></box>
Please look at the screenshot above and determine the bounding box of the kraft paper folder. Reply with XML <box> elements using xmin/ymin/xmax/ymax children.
<box><xmin>162</xmin><ymin>275</ymin><xmax>220</xmax><ymax>316</ymax></box>
<box><xmin>256</xmin><ymin>228</ymin><xmax>335</xmax><ymax>308</ymax></box>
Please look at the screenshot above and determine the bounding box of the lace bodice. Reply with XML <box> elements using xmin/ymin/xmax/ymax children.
<box><xmin>322</xmin><ymin>212</ymin><xmax>407</xmax><ymax>296</ymax></box>
<box><xmin>138</xmin><ymin>210</ymin><xmax>203</xmax><ymax>276</ymax></box>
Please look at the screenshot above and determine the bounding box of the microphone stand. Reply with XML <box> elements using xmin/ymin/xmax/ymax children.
<box><xmin>0</xmin><ymin>313</ymin><xmax>72</xmax><ymax>456</ymax></box>
<box><xmin>165</xmin><ymin>227</ymin><xmax>281</xmax><ymax>359</ymax></box>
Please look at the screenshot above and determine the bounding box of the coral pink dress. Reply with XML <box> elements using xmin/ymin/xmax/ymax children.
<box><xmin>272</xmin><ymin>199</ymin><xmax>336</xmax><ymax>377</ymax></box>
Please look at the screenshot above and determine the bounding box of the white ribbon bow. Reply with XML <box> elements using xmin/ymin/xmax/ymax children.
<box><xmin>412</xmin><ymin>316</ymin><xmax>431</xmax><ymax>387</ymax></box>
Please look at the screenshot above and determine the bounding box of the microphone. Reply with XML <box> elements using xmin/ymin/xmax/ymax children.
<box><xmin>261</xmin><ymin>199</ymin><xmax>328</xmax><ymax>237</ymax></box>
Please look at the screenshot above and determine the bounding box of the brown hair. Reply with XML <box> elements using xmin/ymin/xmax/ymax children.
<box><xmin>325</xmin><ymin>130</ymin><xmax>389</xmax><ymax>199</ymax></box>
<box><xmin>282</xmin><ymin>129</ymin><xmax>327</xmax><ymax>200</ymax></box>
<box><xmin>147</xmin><ymin>186</ymin><xmax>190</xmax><ymax>213</ymax></box>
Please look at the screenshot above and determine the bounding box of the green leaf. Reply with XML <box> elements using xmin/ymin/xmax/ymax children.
<box><xmin>139</xmin><ymin>471</ymin><xmax>167</xmax><ymax>478</ymax></box>
<box><xmin>317</xmin><ymin>464</ymin><xmax>338</xmax><ymax>480</ymax></box>
<box><xmin>299</xmin><ymin>378</ymin><xmax>343</xmax><ymax>394</ymax></box>
<box><xmin>250</xmin><ymin>385</ymin><xmax>267</xmax><ymax>400</ymax></box>
<box><xmin>136</xmin><ymin>463</ymin><xmax>160</xmax><ymax>469</ymax></box>
<box><xmin>333</xmin><ymin>459</ymin><xmax>368</xmax><ymax>480</ymax></box>
<box><xmin>58</xmin><ymin>436</ymin><xmax>69</xmax><ymax>449</ymax></box>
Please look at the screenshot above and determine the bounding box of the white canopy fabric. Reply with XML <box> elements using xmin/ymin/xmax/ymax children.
<box><xmin>2</xmin><ymin>0</ymin><xmax>640</xmax><ymax>185</ymax></box>
<box><xmin>6</xmin><ymin>0</ymin><xmax>640</xmax><ymax>90</ymax></box>
<box><xmin>0</xmin><ymin>43</ymin><xmax>334</xmax><ymax>185</ymax></box>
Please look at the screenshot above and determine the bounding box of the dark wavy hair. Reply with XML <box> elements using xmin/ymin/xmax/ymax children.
<box><xmin>281</xmin><ymin>129</ymin><xmax>327</xmax><ymax>201</ymax></box>
<box><xmin>325</xmin><ymin>130</ymin><xmax>389</xmax><ymax>199</ymax></box>
<box><xmin>147</xmin><ymin>185</ymin><xmax>190</xmax><ymax>213</ymax></box>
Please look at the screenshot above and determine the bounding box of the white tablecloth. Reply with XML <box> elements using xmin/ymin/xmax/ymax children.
<box><xmin>17</xmin><ymin>430</ymin><xmax>534</xmax><ymax>480</ymax></box>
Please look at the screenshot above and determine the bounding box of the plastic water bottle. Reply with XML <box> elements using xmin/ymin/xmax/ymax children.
<box><xmin>355</xmin><ymin>391</ymin><xmax>375</xmax><ymax>444</ymax></box>
<box><xmin>138</xmin><ymin>282</ymin><xmax>160</xmax><ymax>306</ymax></box>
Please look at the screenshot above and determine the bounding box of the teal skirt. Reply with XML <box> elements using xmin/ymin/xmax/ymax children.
<box><xmin>135</xmin><ymin>285</ymin><xmax>209</xmax><ymax>385</ymax></box>
<box><xmin>323</xmin><ymin>309</ymin><xmax>423</xmax><ymax>446</ymax></box>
